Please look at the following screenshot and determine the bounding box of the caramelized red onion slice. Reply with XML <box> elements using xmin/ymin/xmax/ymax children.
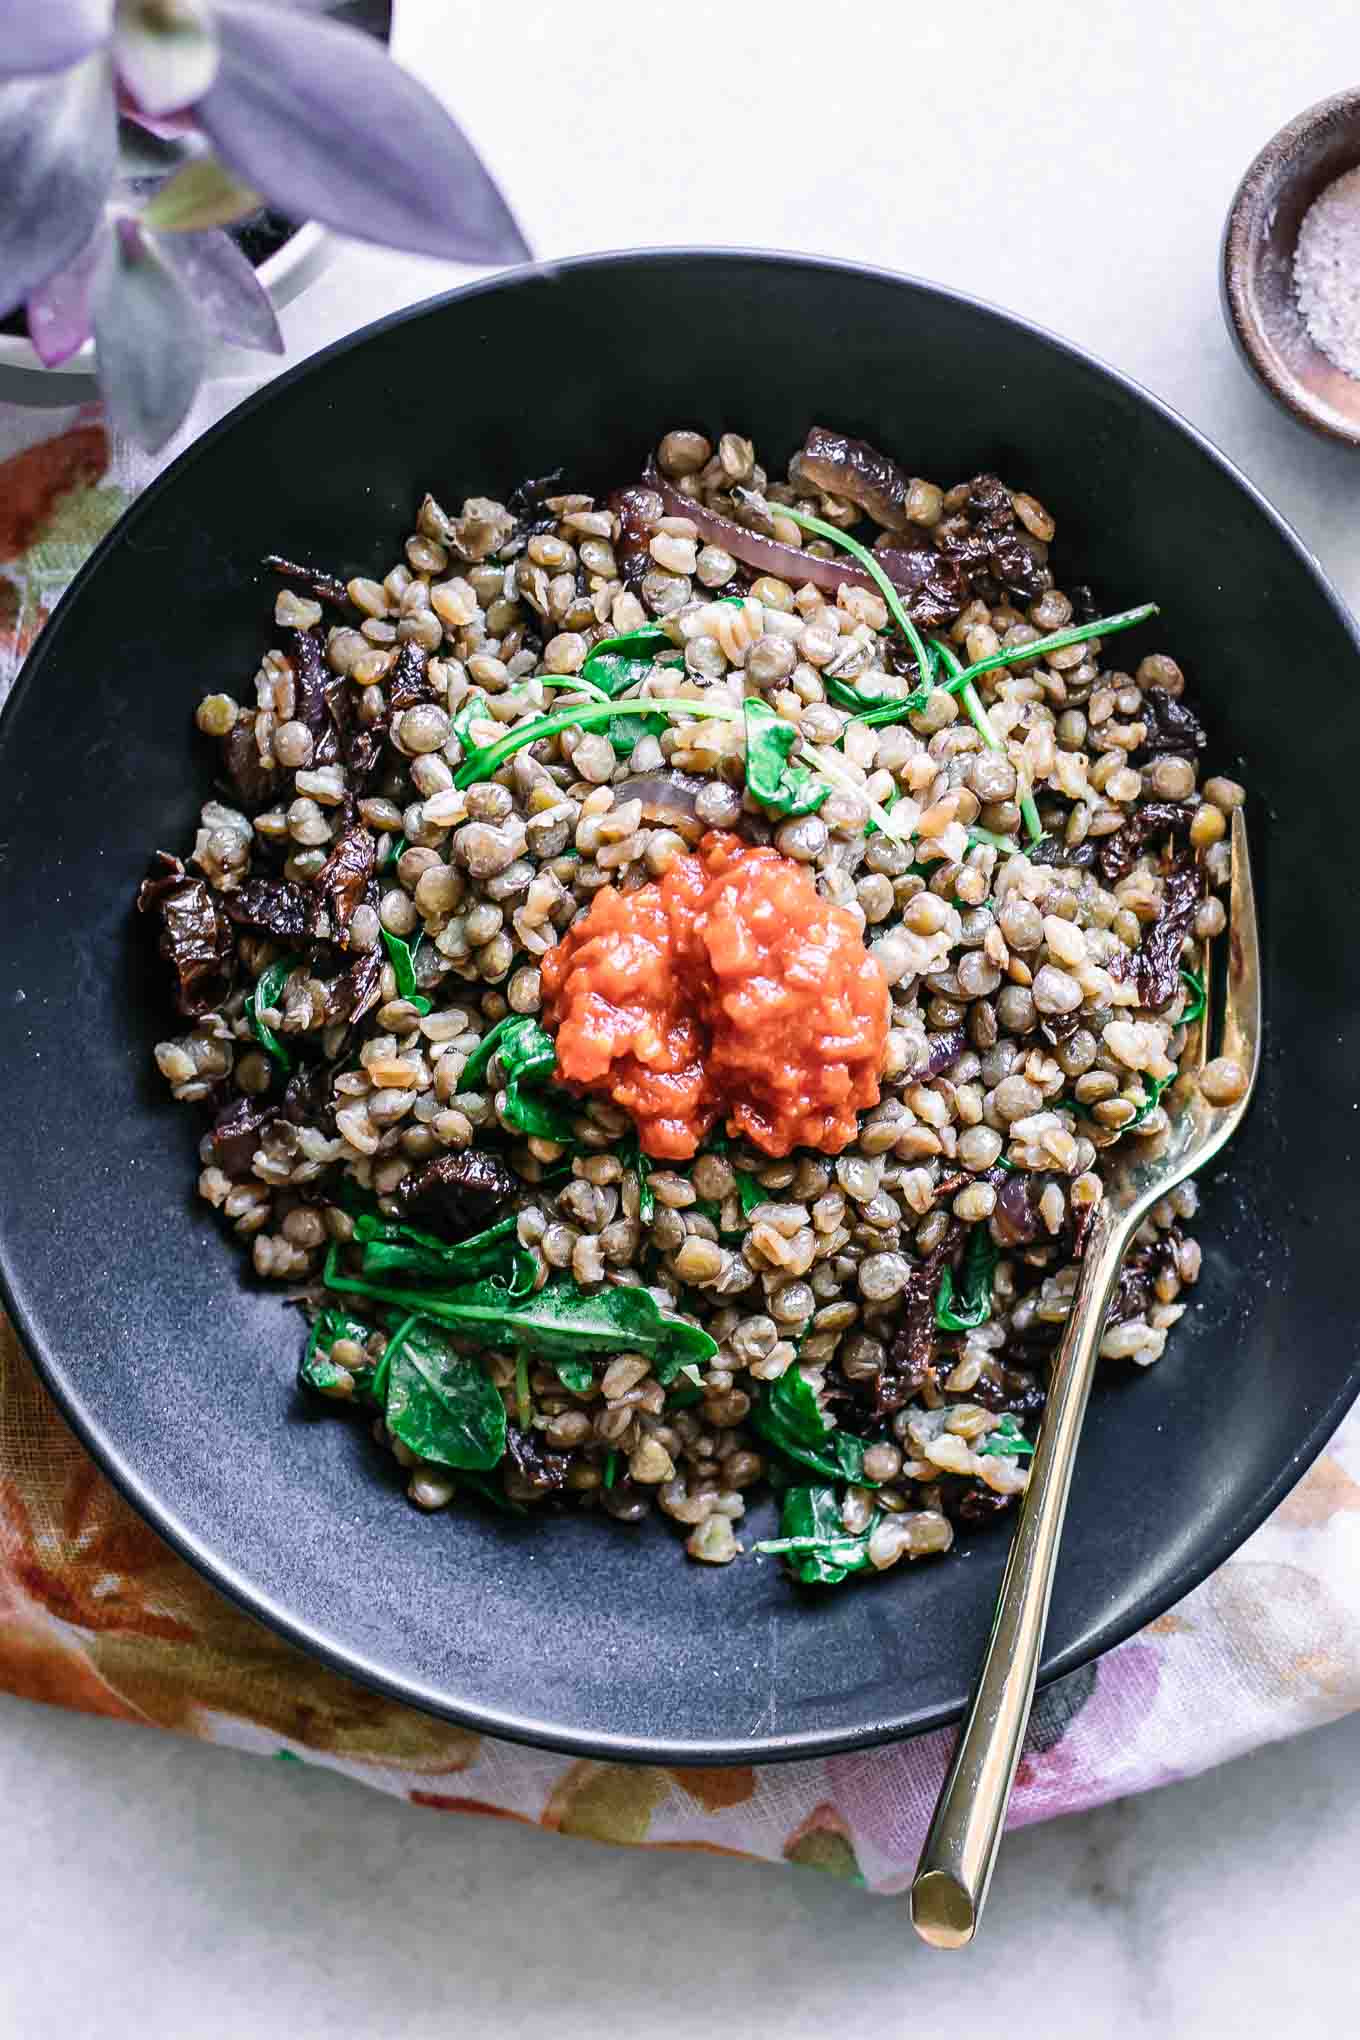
<box><xmin>647</xmin><ymin>467</ymin><xmax>954</xmax><ymax>619</ymax></box>
<box><xmin>919</xmin><ymin>1026</ymin><xmax>967</xmax><ymax>1077</ymax></box>
<box><xmin>614</xmin><ymin>769</ymin><xmax>708</xmax><ymax>842</ymax></box>
<box><xmin>647</xmin><ymin>468</ymin><xmax>877</xmax><ymax>597</ymax></box>
<box><xmin>992</xmin><ymin>1169</ymin><xmax>1043</xmax><ymax>1246</ymax></box>
<box><xmin>798</xmin><ymin>425</ymin><xmax>913</xmax><ymax>531</ymax></box>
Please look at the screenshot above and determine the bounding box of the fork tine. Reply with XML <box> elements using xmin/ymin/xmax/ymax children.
<box><xmin>1192</xmin><ymin>908</ymin><xmax>1214</xmax><ymax>1074</ymax></box>
<box><xmin>1220</xmin><ymin>808</ymin><xmax>1260</xmax><ymax>1078</ymax></box>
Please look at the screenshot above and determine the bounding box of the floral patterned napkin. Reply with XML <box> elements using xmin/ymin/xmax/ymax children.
<box><xmin>3</xmin><ymin>400</ymin><xmax>1358</xmax><ymax>1893</ymax></box>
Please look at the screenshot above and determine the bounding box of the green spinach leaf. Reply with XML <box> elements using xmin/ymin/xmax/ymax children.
<box><xmin>460</xmin><ymin>1014</ymin><xmax>578</xmax><ymax>1143</ymax></box>
<box><xmin>353</xmin><ymin>1211</ymin><xmax>534</xmax><ymax>1295</ymax></box>
<box><xmin>299</xmin><ymin>1307</ymin><xmax>378</xmax><ymax>1398</ymax></box>
<box><xmin>590</xmin><ymin>624</ymin><xmax>675</xmax><ymax>654</ymax></box>
<box><xmin>742</xmin><ymin>697</ymin><xmax>829</xmax><ymax>820</ymax></box>
<box><xmin>755</xmin><ymin>1484</ymin><xmax>879</xmax><ymax>1586</ymax></box>
<box><xmin>579</xmin><ymin>612</ymin><xmax>739</xmax><ymax>699</ymax></box>
<box><xmin>823</xmin><ymin>673</ymin><xmax>897</xmax><ymax>715</ymax></box>
<box><xmin>504</xmin><ymin>1087</ymin><xmax>576</xmax><ymax>1143</ymax></box>
<box><xmin>751</xmin><ymin>1370</ymin><xmax>871</xmax><ymax>1485</ymax></box>
<box><xmin>698</xmin><ymin>1131</ymin><xmax>763</xmax><ymax>1224</ymax></box>
<box><xmin>927</xmin><ymin>636</ymin><xmax>1044</xmax><ymax>844</ymax></box>
<box><xmin>1180</xmin><ymin>965</ymin><xmax>1206</xmax><ymax>1026</ymax></box>
<box><xmin>935</xmin><ymin>1227</ymin><xmax>999</xmax><ymax>1332</ymax></box>
<box><xmin>454</xmin><ymin>698</ymin><xmax>740</xmax><ymax>791</ymax></box>
<box><xmin>554</xmin><ymin>1356</ymin><xmax>594</xmax><ymax>1393</ymax></box>
<box><xmin>451</xmin><ymin>698</ymin><xmax>486</xmax><ymax>756</ymax></box>
<box><xmin>504</xmin><ymin>1020</ymin><xmax>556</xmax><ymax>1084</ymax></box>
<box><xmin>459</xmin><ymin>1013</ymin><xmax>517</xmax><ymax>1094</ymax></box>
<box><xmin>828</xmin><ymin>638</ymin><xmax>940</xmax><ymax>726</ymax></box>
<box><xmin>966</xmin><ymin>826</ymin><xmax>1017</xmax><ymax>853</ymax></box>
<box><xmin>842</xmin><ymin>683</ymin><xmax>939</xmax><ymax>730</ymax></box>
<box><xmin>581</xmin><ymin>622</ymin><xmax>677</xmax><ymax>692</ymax></box>
<box><xmin>621</xmin><ymin>1132</ymin><xmax>656</xmax><ymax>1223</ymax></box>
<box><xmin>379</xmin><ymin>927</ymin><xmax>431</xmax><ymax>1015</ymax></box>
<box><xmin>978</xmin><ymin>1414</ymin><xmax>1035</xmax><ymax>1459</ymax></box>
<box><xmin>500</xmin><ymin>1020</ymin><xmax>577</xmax><ymax>1142</ymax></box>
<box><xmin>956</xmin><ymin>602</ymin><xmax>1157</xmax><ymax>685</ymax></box>
<box><xmin>605</xmin><ymin>707</ymin><xmax>670</xmax><ymax>758</ymax></box>
<box><xmin>324</xmin><ymin>1251</ymin><xmax>717</xmax><ymax>1378</ymax></box>
<box><xmin>1128</xmin><ymin>1069</ymin><xmax>1175</xmax><ymax>1128</ymax></box>
<box><xmin>382</xmin><ymin>1314</ymin><xmax>507</xmax><ymax>1471</ymax></box>
<box><xmin>246</xmin><ymin>954</ymin><xmax>300</xmax><ymax>1073</ymax></box>
<box><xmin>695</xmin><ymin>1170</ymin><xmax>760</xmax><ymax>1235</ymax></box>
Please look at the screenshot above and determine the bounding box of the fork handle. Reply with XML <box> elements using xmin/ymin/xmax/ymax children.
<box><xmin>911</xmin><ymin>1198</ymin><xmax>1127</xmax><ymax>1947</ymax></box>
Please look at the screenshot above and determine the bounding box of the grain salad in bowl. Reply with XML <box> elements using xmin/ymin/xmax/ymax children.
<box><xmin>138</xmin><ymin>423</ymin><xmax>1246</xmax><ymax>1590</ymax></box>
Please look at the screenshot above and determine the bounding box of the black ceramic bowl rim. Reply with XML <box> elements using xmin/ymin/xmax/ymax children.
<box><xmin>3</xmin><ymin>248</ymin><xmax>1359</xmax><ymax>1764</ymax></box>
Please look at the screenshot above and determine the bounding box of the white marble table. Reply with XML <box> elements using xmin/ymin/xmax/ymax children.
<box><xmin>5</xmin><ymin>1694</ymin><xmax>1358</xmax><ymax>2035</ymax></box>
<box><xmin>4</xmin><ymin>0</ymin><xmax>1358</xmax><ymax>2025</ymax></box>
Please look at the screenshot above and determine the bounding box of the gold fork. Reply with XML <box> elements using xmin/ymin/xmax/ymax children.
<box><xmin>911</xmin><ymin>808</ymin><xmax>1260</xmax><ymax>1948</ymax></box>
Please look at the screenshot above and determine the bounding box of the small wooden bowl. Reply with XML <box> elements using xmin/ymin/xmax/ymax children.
<box><xmin>1222</xmin><ymin>88</ymin><xmax>1360</xmax><ymax>445</ymax></box>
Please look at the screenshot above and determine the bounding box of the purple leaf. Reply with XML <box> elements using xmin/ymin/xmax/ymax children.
<box><xmin>198</xmin><ymin>1</ymin><xmax>530</xmax><ymax>265</ymax></box>
<box><xmin>0</xmin><ymin>53</ymin><xmax>118</xmax><ymax>317</ymax></box>
<box><xmin>112</xmin><ymin>0</ymin><xmax>217</xmax><ymax>116</ymax></box>
<box><xmin>158</xmin><ymin>225</ymin><xmax>284</xmax><ymax>353</ymax></box>
<box><xmin>0</xmin><ymin>0</ymin><xmax>111</xmax><ymax>82</ymax></box>
<box><xmin>26</xmin><ymin>223</ymin><xmax>110</xmax><ymax>365</ymax></box>
<box><xmin>92</xmin><ymin>218</ymin><xmax>206</xmax><ymax>450</ymax></box>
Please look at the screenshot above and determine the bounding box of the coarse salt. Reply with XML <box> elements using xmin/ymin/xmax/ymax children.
<box><xmin>1293</xmin><ymin>164</ymin><xmax>1360</xmax><ymax>379</ymax></box>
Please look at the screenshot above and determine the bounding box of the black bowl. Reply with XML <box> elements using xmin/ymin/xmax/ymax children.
<box><xmin>1</xmin><ymin>251</ymin><xmax>1357</xmax><ymax>1764</ymax></box>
